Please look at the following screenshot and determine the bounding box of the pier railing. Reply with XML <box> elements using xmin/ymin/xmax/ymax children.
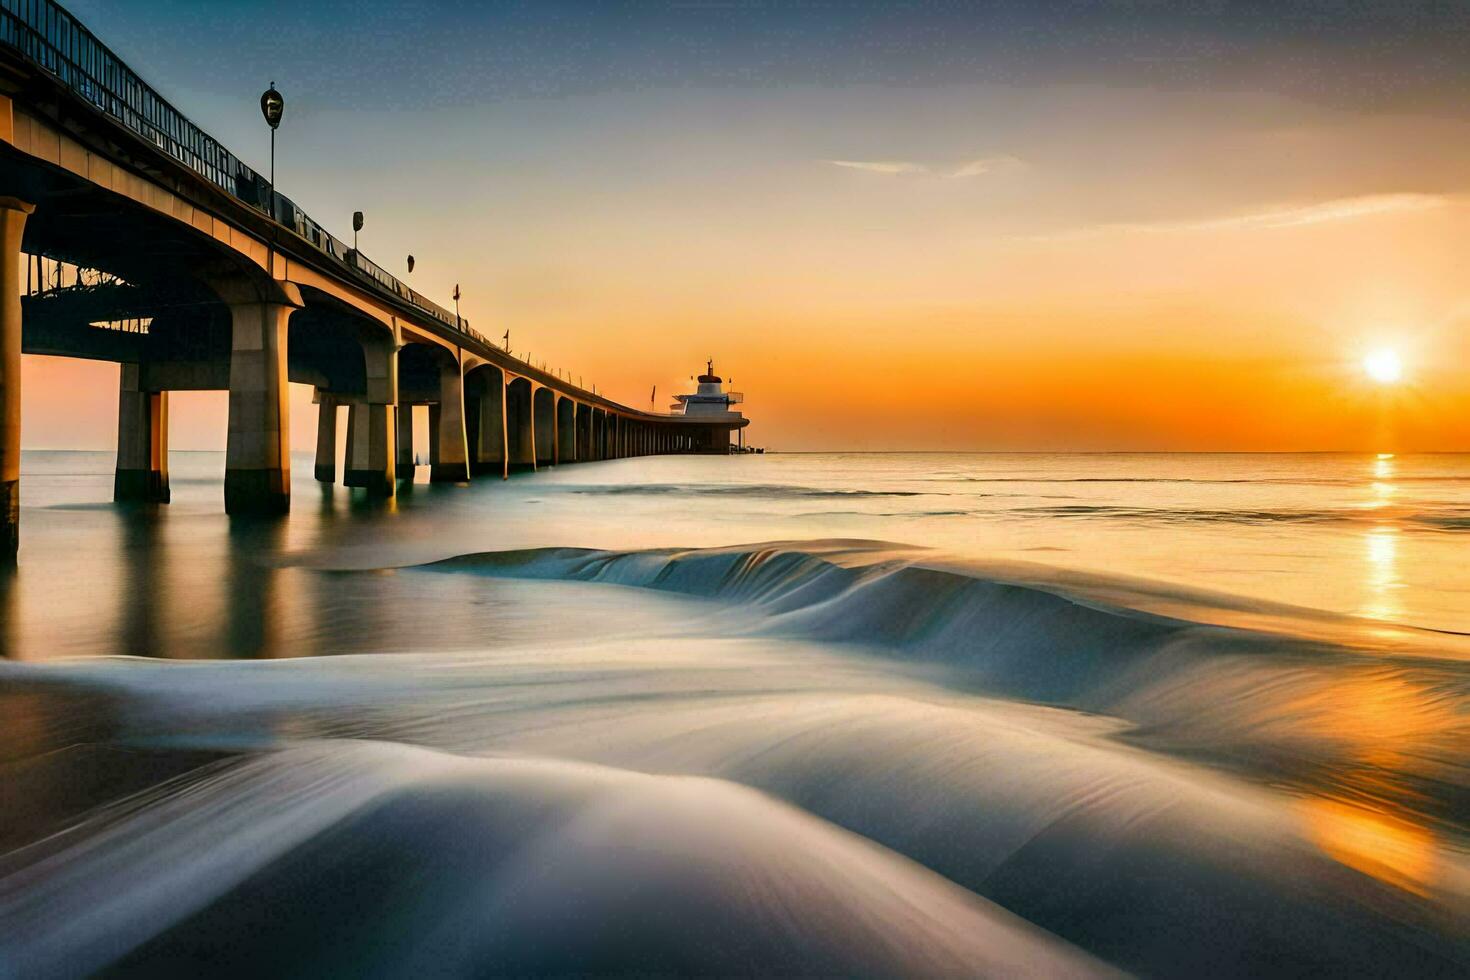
<box><xmin>0</xmin><ymin>0</ymin><xmax>476</xmax><ymax>340</ymax></box>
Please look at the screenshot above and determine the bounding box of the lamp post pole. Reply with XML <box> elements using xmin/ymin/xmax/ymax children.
<box><xmin>259</xmin><ymin>83</ymin><xmax>284</xmax><ymax>271</ymax></box>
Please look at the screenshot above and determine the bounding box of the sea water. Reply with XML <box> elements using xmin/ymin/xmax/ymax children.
<box><xmin>1</xmin><ymin>450</ymin><xmax>1466</xmax><ymax>975</ymax></box>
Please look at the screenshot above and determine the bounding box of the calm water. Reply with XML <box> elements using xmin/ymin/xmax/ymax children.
<box><xmin>1</xmin><ymin>451</ymin><xmax>1467</xmax><ymax>975</ymax></box>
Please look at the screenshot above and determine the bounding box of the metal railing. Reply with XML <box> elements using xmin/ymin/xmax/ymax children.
<box><xmin>0</xmin><ymin>0</ymin><xmax>474</xmax><ymax>338</ymax></box>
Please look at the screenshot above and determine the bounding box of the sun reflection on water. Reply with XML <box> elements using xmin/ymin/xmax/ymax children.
<box><xmin>1300</xmin><ymin>798</ymin><xmax>1439</xmax><ymax>898</ymax></box>
<box><xmin>1360</xmin><ymin>455</ymin><xmax>1404</xmax><ymax>623</ymax></box>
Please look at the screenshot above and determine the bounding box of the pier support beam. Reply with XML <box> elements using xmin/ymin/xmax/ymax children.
<box><xmin>474</xmin><ymin>375</ymin><xmax>506</xmax><ymax>477</ymax></box>
<box><xmin>114</xmin><ymin>364</ymin><xmax>169</xmax><ymax>502</ymax></box>
<box><xmin>0</xmin><ymin>197</ymin><xmax>32</xmax><ymax>562</ymax></box>
<box><xmin>396</xmin><ymin>403</ymin><xmax>415</xmax><ymax>475</ymax></box>
<box><xmin>533</xmin><ymin>387</ymin><xmax>555</xmax><ymax>467</ymax></box>
<box><xmin>431</xmin><ymin>359</ymin><xmax>470</xmax><ymax>483</ymax></box>
<box><xmin>313</xmin><ymin>396</ymin><xmax>336</xmax><ymax>483</ymax></box>
<box><xmin>556</xmin><ymin>397</ymin><xmax>576</xmax><ymax>463</ymax></box>
<box><xmin>344</xmin><ymin>403</ymin><xmax>396</xmax><ymax>495</ymax></box>
<box><xmin>222</xmin><ymin>292</ymin><xmax>298</xmax><ymax>514</ymax></box>
<box><xmin>506</xmin><ymin>378</ymin><xmax>534</xmax><ymax>470</ymax></box>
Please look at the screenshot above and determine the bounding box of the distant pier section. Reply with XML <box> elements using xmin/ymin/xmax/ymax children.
<box><xmin>0</xmin><ymin>0</ymin><xmax>748</xmax><ymax>560</ymax></box>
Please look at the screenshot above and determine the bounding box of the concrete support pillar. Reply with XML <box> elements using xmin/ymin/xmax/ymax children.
<box><xmin>396</xmin><ymin>403</ymin><xmax>415</xmax><ymax>473</ymax></box>
<box><xmin>0</xmin><ymin>197</ymin><xmax>32</xmax><ymax>562</ymax></box>
<box><xmin>532</xmin><ymin>388</ymin><xmax>555</xmax><ymax>467</ymax></box>
<box><xmin>556</xmin><ymin>398</ymin><xmax>576</xmax><ymax>464</ymax></box>
<box><xmin>224</xmin><ymin>298</ymin><xmax>295</xmax><ymax>514</ymax></box>
<box><xmin>344</xmin><ymin>402</ymin><xmax>396</xmax><ymax>496</ymax></box>
<box><xmin>114</xmin><ymin>363</ymin><xmax>169</xmax><ymax>503</ymax></box>
<box><xmin>431</xmin><ymin>358</ymin><xmax>470</xmax><ymax>482</ymax></box>
<box><xmin>507</xmin><ymin>380</ymin><xmax>534</xmax><ymax>470</ymax></box>
<box><xmin>314</xmin><ymin>397</ymin><xmax>336</xmax><ymax>483</ymax></box>
<box><xmin>476</xmin><ymin>383</ymin><xmax>506</xmax><ymax>477</ymax></box>
<box><xmin>522</xmin><ymin>402</ymin><xmax>535</xmax><ymax>470</ymax></box>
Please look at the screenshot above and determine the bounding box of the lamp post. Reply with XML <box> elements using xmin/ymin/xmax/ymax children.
<box><xmin>259</xmin><ymin>82</ymin><xmax>284</xmax><ymax>273</ymax></box>
<box><xmin>452</xmin><ymin>283</ymin><xmax>461</xmax><ymax>330</ymax></box>
<box><xmin>260</xmin><ymin>82</ymin><xmax>283</xmax><ymax>201</ymax></box>
<box><xmin>352</xmin><ymin>211</ymin><xmax>364</xmax><ymax>253</ymax></box>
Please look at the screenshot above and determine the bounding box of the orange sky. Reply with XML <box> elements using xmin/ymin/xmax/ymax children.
<box><xmin>19</xmin><ymin>11</ymin><xmax>1470</xmax><ymax>452</ymax></box>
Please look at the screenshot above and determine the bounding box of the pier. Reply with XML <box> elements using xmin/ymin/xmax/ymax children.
<box><xmin>0</xmin><ymin>0</ymin><xmax>747</xmax><ymax>560</ymax></box>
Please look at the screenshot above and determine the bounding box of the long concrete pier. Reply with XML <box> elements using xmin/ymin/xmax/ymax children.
<box><xmin>0</xmin><ymin>0</ymin><xmax>746</xmax><ymax>560</ymax></box>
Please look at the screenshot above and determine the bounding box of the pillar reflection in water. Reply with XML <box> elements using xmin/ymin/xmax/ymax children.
<box><xmin>117</xmin><ymin>509</ymin><xmax>164</xmax><ymax>657</ymax></box>
<box><xmin>224</xmin><ymin>516</ymin><xmax>287</xmax><ymax>659</ymax></box>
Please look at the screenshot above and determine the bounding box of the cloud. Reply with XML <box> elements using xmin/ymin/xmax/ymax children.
<box><xmin>1183</xmin><ymin>193</ymin><xmax>1448</xmax><ymax>230</ymax></box>
<box><xmin>1026</xmin><ymin>192</ymin><xmax>1452</xmax><ymax>242</ymax></box>
<box><xmin>826</xmin><ymin>159</ymin><xmax>929</xmax><ymax>175</ymax></box>
<box><xmin>947</xmin><ymin>155</ymin><xmax>1024</xmax><ymax>179</ymax></box>
<box><xmin>825</xmin><ymin>155</ymin><xmax>1024</xmax><ymax>178</ymax></box>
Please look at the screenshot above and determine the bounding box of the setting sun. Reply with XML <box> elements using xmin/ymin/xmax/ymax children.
<box><xmin>1363</xmin><ymin>349</ymin><xmax>1403</xmax><ymax>385</ymax></box>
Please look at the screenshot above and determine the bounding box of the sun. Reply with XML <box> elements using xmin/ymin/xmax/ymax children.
<box><xmin>1363</xmin><ymin>349</ymin><xmax>1403</xmax><ymax>385</ymax></box>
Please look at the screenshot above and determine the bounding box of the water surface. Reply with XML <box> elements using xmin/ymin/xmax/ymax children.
<box><xmin>1</xmin><ymin>451</ymin><xmax>1467</xmax><ymax>976</ymax></box>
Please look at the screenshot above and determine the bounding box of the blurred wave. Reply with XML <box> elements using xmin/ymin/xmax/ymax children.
<box><xmin>1</xmin><ymin>743</ymin><xmax>1115</xmax><ymax>978</ymax></box>
<box><xmin>2</xmin><ymin>536</ymin><xmax>1468</xmax><ymax>975</ymax></box>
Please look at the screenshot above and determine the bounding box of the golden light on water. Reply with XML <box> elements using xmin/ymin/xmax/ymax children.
<box><xmin>1362</xmin><ymin>525</ymin><xmax>1401</xmax><ymax>623</ymax></box>
<box><xmin>1361</xmin><ymin>451</ymin><xmax>1403</xmax><ymax>623</ymax></box>
<box><xmin>1301</xmin><ymin>798</ymin><xmax>1439</xmax><ymax>898</ymax></box>
<box><xmin>1362</xmin><ymin>349</ymin><xmax>1403</xmax><ymax>384</ymax></box>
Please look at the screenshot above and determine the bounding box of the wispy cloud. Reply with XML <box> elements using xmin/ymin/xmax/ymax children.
<box><xmin>1027</xmin><ymin>192</ymin><xmax>1452</xmax><ymax>242</ymax></box>
<box><xmin>1182</xmin><ymin>193</ymin><xmax>1448</xmax><ymax>230</ymax></box>
<box><xmin>947</xmin><ymin>156</ymin><xmax>1024</xmax><ymax>179</ymax></box>
<box><xmin>826</xmin><ymin>159</ymin><xmax>929</xmax><ymax>175</ymax></box>
<box><xmin>825</xmin><ymin>155</ymin><xmax>1024</xmax><ymax>178</ymax></box>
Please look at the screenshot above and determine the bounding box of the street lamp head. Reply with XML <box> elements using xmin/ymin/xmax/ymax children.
<box><xmin>406</xmin><ymin>255</ymin><xmax>415</xmax><ymax>273</ymax></box>
<box><xmin>260</xmin><ymin>82</ymin><xmax>284</xmax><ymax>130</ymax></box>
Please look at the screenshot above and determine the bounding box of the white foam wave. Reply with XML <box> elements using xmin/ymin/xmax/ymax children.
<box><xmin>0</xmin><ymin>742</ymin><xmax>1114</xmax><ymax>978</ymax></box>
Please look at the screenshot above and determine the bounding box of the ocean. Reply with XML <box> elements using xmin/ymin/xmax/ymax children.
<box><xmin>1</xmin><ymin>450</ymin><xmax>1467</xmax><ymax>975</ymax></box>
